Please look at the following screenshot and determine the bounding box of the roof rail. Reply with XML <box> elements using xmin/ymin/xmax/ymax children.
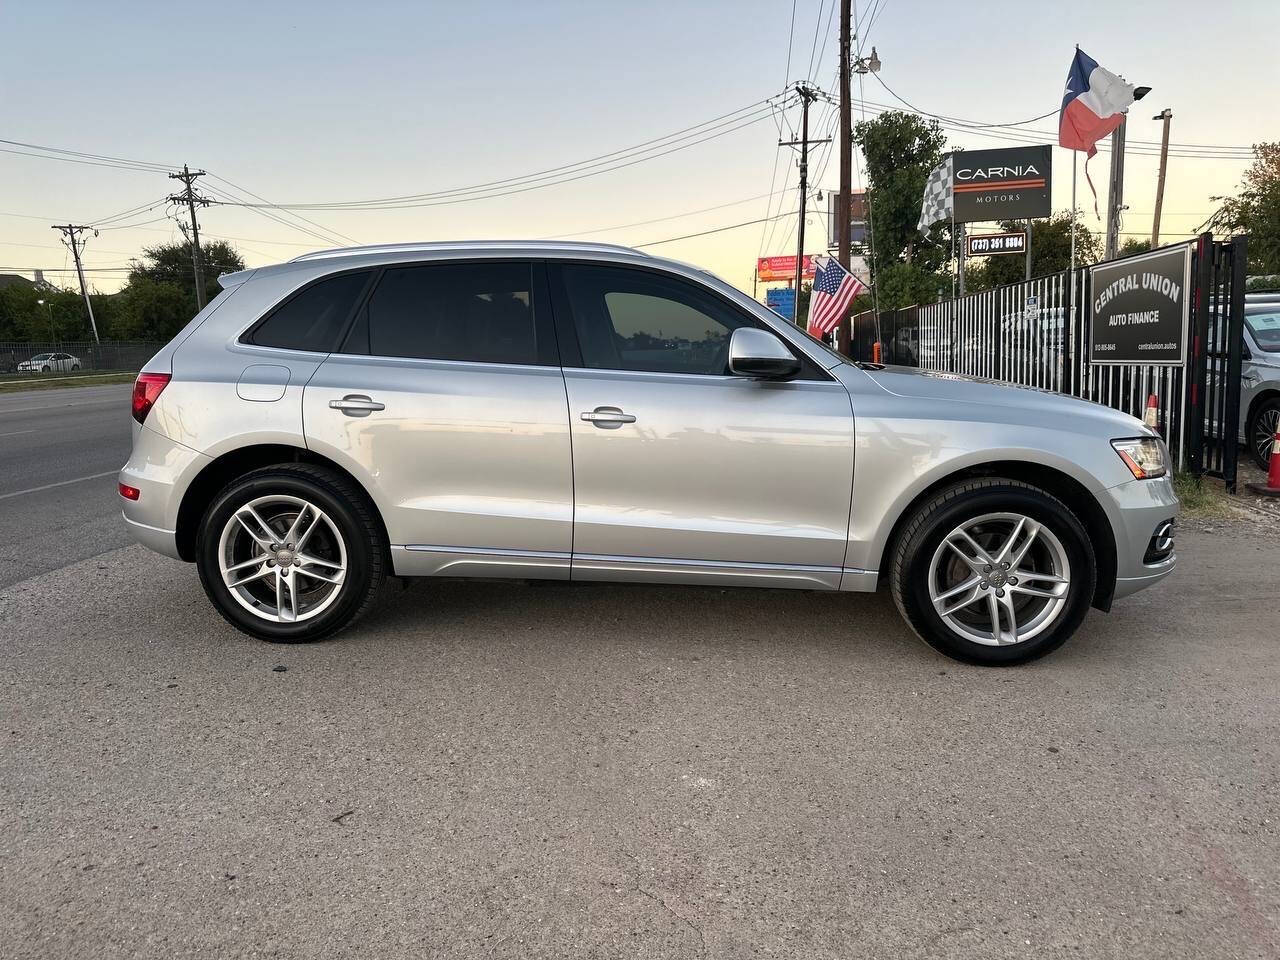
<box><xmin>289</xmin><ymin>239</ymin><xmax>648</xmax><ymax>263</ymax></box>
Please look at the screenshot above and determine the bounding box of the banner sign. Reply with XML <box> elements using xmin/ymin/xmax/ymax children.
<box><xmin>952</xmin><ymin>145</ymin><xmax>1052</xmax><ymax>223</ymax></box>
<box><xmin>757</xmin><ymin>255</ymin><xmax>815</xmax><ymax>282</ymax></box>
<box><xmin>966</xmin><ymin>231</ymin><xmax>1027</xmax><ymax>256</ymax></box>
<box><xmin>765</xmin><ymin>287</ymin><xmax>796</xmax><ymax>321</ymax></box>
<box><xmin>1089</xmin><ymin>245</ymin><xmax>1192</xmax><ymax>365</ymax></box>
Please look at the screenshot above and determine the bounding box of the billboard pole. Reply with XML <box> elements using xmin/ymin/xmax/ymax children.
<box><xmin>1025</xmin><ymin>218</ymin><xmax>1033</xmax><ymax>281</ymax></box>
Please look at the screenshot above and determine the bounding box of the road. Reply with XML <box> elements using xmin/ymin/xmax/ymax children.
<box><xmin>0</xmin><ymin>384</ymin><xmax>1277</xmax><ymax>958</ymax></box>
<box><xmin>0</xmin><ymin>384</ymin><xmax>133</xmax><ymax>587</ymax></box>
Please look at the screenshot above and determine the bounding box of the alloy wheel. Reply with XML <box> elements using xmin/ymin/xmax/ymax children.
<box><xmin>1255</xmin><ymin>407</ymin><xmax>1279</xmax><ymax>466</ymax></box>
<box><xmin>927</xmin><ymin>512</ymin><xmax>1071</xmax><ymax>646</ymax></box>
<box><xmin>217</xmin><ymin>494</ymin><xmax>347</xmax><ymax>623</ymax></box>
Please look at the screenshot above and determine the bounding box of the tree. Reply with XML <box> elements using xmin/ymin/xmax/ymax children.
<box><xmin>1210</xmin><ymin>142</ymin><xmax>1280</xmax><ymax>274</ymax></box>
<box><xmin>126</xmin><ymin>239</ymin><xmax>245</xmax><ymax>304</ymax></box>
<box><xmin>1118</xmin><ymin>237</ymin><xmax>1152</xmax><ymax>257</ymax></box>
<box><xmin>966</xmin><ymin>212</ymin><xmax>1103</xmax><ymax>292</ymax></box>
<box><xmin>852</xmin><ymin>110</ymin><xmax>952</xmax><ymax>303</ymax></box>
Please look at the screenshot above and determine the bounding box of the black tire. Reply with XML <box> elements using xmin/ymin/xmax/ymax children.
<box><xmin>41</xmin><ymin>365</ymin><xmax>50</xmax><ymax>373</ymax></box>
<box><xmin>196</xmin><ymin>463</ymin><xmax>386</xmax><ymax>643</ymax></box>
<box><xmin>71</xmin><ymin>363</ymin><xmax>80</xmax><ymax>371</ymax></box>
<box><xmin>1248</xmin><ymin>398</ymin><xmax>1280</xmax><ymax>471</ymax></box>
<box><xmin>889</xmin><ymin>478</ymin><xmax>1096</xmax><ymax>667</ymax></box>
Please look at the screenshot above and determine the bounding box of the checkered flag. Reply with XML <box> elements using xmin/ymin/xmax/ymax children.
<box><xmin>917</xmin><ymin>155</ymin><xmax>953</xmax><ymax>236</ymax></box>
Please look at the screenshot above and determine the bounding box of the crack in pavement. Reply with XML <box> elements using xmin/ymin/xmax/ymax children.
<box><xmin>624</xmin><ymin>852</ymin><xmax>707</xmax><ymax>959</ymax></box>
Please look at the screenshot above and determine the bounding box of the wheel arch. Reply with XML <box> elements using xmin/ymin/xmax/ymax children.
<box><xmin>174</xmin><ymin>443</ymin><xmax>390</xmax><ymax>563</ymax></box>
<box><xmin>877</xmin><ymin>459</ymin><xmax>1118</xmax><ymax>612</ymax></box>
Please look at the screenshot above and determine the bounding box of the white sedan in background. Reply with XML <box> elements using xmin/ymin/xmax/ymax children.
<box><xmin>17</xmin><ymin>352</ymin><xmax>81</xmax><ymax>373</ymax></box>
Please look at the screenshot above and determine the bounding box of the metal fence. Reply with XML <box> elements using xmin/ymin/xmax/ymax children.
<box><xmin>0</xmin><ymin>340</ymin><xmax>162</xmax><ymax>377</ymax></box>
<box><xmin>879</xmin><ymin>234</ymin><xmax>1246</xmax><ymax>487</ymax></box>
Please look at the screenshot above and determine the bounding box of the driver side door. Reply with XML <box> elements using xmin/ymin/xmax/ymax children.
<box><xmin>550</xmin><ymin>262</ymin><xmax>855</xmax><ymax>589</ymax></box>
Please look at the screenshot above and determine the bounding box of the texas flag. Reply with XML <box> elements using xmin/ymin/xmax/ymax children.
<box><xmin>1059</xmin><ymin>48</ymin><xmax>1136</xmax><ymax>157</ymax></box>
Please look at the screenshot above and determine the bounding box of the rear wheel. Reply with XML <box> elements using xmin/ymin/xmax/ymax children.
<box><xmin>71</xmin><ymin>363</ymin><xmax>80</xmax><ymax>371</ymax></box>
<box><xmin>1249</xmin><ymin>398</ymin><xmax>1280</xmax><ymax>471</ymax></box>
<box><xmin>196</xmin><ymin>464</ymin><xmax>386</xmax><ymax>643</ymax></box>
<box><xmin>890</xmin><ymin>479</ymin><xmax>1096</xmax><ymax>666</ymax></box>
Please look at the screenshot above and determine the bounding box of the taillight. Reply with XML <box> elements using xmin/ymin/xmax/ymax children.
<box><xmin>118</xmin><ymin>482</ymin><xmax>141</xmax><ymax>501</ymax></box>
<box><xmin>132</xmin><ymin>372</ymin><xmax>171</xmax><ymax>424</ymax></box>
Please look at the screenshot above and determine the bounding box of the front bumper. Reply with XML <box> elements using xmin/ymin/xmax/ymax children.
<box><xmin>1102</xmin><ymin>474</ymin><xmax>1179</xmax><ymax>600</ymax></box>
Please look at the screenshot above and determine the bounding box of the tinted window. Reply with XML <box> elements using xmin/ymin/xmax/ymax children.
<box><xmin>1247</xmin><ymin>310</ymin><xmax>1280</xmax><ymax>353</ymax></box>
<box><xmin>347</xmin><ymin>262</ymin><xmax>538</xmax><ymax>365</ymax></box>
<box><xmin>560</xmin><ymin>265</ymin><xmax>750</xmax><ymax>375</ymax></box>
<box><xmin>248</xmin><ymin>271</ymin><xmax>371</xmax><ymax>352</ymax></box>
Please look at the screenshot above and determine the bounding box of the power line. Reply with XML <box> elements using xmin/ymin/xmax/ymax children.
<box><xmin>635</xmin><ymin>212</ymin><xmax>795</xmax><ymax>248</ymax></box>
<box><xmin>540</xmin><ymin>189</ymin><xmax>791</xmax><ymax>240</ymax></box>
<box><xmin>205</xmin><ymin>173</ymin><xmax>358</xmax><ymax>246</ymax></box>
<box><xmin>0</xmin><ymin>137</ymin><xmax>173</xmax><ymax>171</ymax></box>
<box><xmin>208</xmin><ymin>100</ymin><xmax>789</xmax><ymax>211</ymax></box>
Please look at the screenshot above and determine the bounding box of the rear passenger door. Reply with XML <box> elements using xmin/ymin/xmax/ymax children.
<box><xmin>302</xmin><ymin>260</ymin><xmax>574</xmax><ymax>579</ymax></box>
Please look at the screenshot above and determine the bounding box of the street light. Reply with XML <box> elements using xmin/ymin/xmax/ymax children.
<box><xmin>37</xmin><ymin>298</ymin><xmax>55</xmax><ymax>343</ymax></box>
<box><xmin>854</xmin><ymin>46</ymin><xmax>881</xmax><ymax>75</ymax></box>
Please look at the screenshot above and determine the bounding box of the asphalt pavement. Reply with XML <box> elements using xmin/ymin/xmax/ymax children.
<box><xmin>1</xmin><ymin>384</ymin><xmax>1277</xmax><ymax>958</ymax></box>
<box><xmin>0</xmin><ymin>384</ymin><xmax>134</xmax><ymax>587</ymax></box>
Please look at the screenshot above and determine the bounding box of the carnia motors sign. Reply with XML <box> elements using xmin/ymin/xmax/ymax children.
<box><xmin>952</xmin><ymin>145</ymin><xmax>1052</xmax><ymax>223</ymax></box>
<box><xmin>1089</xmin><ymin>244</ymin><xmax>1192</xmax><ymax>365</ymax></box>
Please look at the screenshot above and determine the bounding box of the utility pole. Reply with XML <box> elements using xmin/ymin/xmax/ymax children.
<box><xmin>836</xmin><ymin>0</ymin><xmax>852</xmax><ymax>276</ymax></box>
<box><xmin>781</xmin><ymin>84</ymin><xmax>826</xmax><ymax>324</ymax></box>
<box><xmin>51</xmin><ymin>224</ymin><xmax>100</xmax><ymax>343</ymax></box>
<box><xmin>168</xmin><ymin>165</ymin><xmax>210</xmax><ymax>309</ymax></box>
<box><xmin>1104</xmin><ymin>117</ymin><xmax>1127</xmax><ymax>260</ymax></box>
<box><xmin>1151</xmin><ymin>108</ymin><xmax>1172</xmax><ymax>247</ymax></box>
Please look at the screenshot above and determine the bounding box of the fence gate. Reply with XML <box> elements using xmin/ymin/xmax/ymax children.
<box><xmin>886</xmin><ymin>234</ymin><xmax>1247</xmax><ymax>489</ymax></box>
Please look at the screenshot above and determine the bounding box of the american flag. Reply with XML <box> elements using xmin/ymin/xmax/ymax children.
<box><xmin>806</xmin><ymin>255</ymin><xmax>867</xmax><ymax>338</ymax></box>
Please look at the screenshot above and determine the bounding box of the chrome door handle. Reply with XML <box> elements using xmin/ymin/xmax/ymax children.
<box><xmin>581</xmin><ymin>406</ymin><xmax>636</xmax><ymax>428</ymax></box>
<box><xmin>329</xmin><ymin>394</ymin><xmax>385</xmax><ymax>417</ymax></box>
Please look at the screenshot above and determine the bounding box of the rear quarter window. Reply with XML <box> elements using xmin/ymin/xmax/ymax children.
<box><xmin>244</xmin><ymin>271</ymin><xmax>373</xmax><ymax>352</ymax></box>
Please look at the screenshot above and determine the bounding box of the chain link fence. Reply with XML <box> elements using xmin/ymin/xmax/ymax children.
<box><xmin>0</xmin><ymin>340</ymin><xmax>162</xmax><ymax>378</ymax></box>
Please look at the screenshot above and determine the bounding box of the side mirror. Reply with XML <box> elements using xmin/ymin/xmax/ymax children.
<box><xmin>728</xmin><ymin>327</ymin><xmax>802</xmax><ymax>380</ymax></box>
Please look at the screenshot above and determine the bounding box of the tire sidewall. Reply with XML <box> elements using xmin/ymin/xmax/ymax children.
<box><xmin>197</xmin><ymin>471</ymin><xmax>374</xmax><ymax>642</ymax></box>
<box><xmin>902</xmin><ymin>485</ymin><xmax>1096</xmax><ymax>666</ymax></box>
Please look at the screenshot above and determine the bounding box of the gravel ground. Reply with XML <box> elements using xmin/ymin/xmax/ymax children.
<box><xmin>1</xmin><ymin>528</ymin><xmax>1277</xmax><ymax>959</ymax></box>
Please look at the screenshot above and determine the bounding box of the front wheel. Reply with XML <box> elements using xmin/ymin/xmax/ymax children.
<box><xmin>41</xmin><ymin>365</ymin><xmax>50</xmax><ymax>372</ymax></box>
<box><xmin>890</xmin><ymin>479</ymin><xmax>1096</xmax><ymax>666</ymax></box>
<box><xmin>196</xmin><ymin>464</ymin><xmax>386</xmax><ymax>643</ymax></box>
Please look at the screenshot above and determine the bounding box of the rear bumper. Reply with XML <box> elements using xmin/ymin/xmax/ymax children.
<box><xmin>118</xmin><ymin>423</ymin><xmax>209</xmax><ymax>561</ymax></box>
<box><xmin>122</xmin><ymin>513</ymin><xmax>181</xmax><ymax>560</ymax></box>
<box><xmin>1102</xmin><ymin>474</ymin><xmax>1179</xmax><ymax>600</ymax></box>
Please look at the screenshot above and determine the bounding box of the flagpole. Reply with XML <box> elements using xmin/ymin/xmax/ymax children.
<box><xmin>1070</xmin><ymin>151</ymin><xmax>1077</xmax><ymax>272</ymax></box>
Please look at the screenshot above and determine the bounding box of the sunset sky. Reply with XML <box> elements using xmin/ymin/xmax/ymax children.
<box><xmin>1</xmin><ymin>0</ymin><xmax>1275</xmax><ymax>296</ymax></box>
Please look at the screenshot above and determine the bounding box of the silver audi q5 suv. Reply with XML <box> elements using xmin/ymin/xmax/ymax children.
<box><xmin>120</xmin><ymin>241</ymin><xmax>1178</xmax><ymax>665</ymax></box>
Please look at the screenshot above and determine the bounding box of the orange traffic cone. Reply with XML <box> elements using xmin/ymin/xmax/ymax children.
<box><xmin>1246</xmin><ymin>427</ymin><xmax>1280</xmax><ymax>497</ymax></box>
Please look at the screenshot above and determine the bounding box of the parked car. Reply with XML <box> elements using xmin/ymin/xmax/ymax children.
<box><xmin>17</xmin><ymin>351</ymin><xmax>81</xmax><ymax>373</ymax></box>
<box><xmin>119</xmin><ymin>242</ymin><xmax>1178</xmax><ymax>666</ymax></box>
<box><xmin>1242</xmin><ymin>297</ymin><xmax>1280</xmax><ymax>469</ymax></box>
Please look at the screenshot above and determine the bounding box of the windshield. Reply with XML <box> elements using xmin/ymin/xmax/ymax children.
<box><xmin>1246</xmin><ymin>310</ymin><xmax>1280</xmax><ymax>353</ymax></box>
<box><xmin>29</xmin><ymin>353</ymin><xmax>50</xmax><ymax>361</ymax></box>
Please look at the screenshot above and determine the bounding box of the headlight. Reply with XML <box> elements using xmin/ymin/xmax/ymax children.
<box><xmin>1112</xmin><ymin>437</ymin><xmax>1168</xmax><ymax>479</ymax></box>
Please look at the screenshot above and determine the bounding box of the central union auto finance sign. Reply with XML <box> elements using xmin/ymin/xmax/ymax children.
<box><xmin>1089</xmin><ymin>244</ymin><xmax>1192</xmax><ymax>365</ymax></box>
<box><xmin>952</xmin><ymin>145</ymin><xmax>1052</xmax><ymax>223</ymax></box>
